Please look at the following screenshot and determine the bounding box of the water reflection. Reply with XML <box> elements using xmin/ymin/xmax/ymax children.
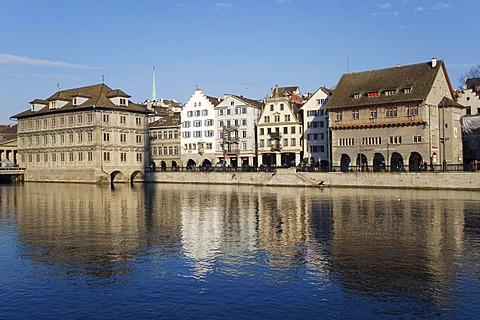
<box><xmin>1</xmin><ymin>183</ymin><xmax>480</xmax><ymax>317</ymax></box>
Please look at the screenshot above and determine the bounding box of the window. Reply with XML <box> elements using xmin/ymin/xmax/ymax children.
<box><xmin>87</xmin><ymin>132</ymin><xmax>93</xmax><ymax>142</ymax></box>
<box><xmin>68</xmin><ymin>116</ymin><xmax>74</xmax><ymax>125</ymax></box>
<box><xmin>120</xmin><ymin>98</ymin><xmax>127</xmax><ymax>105</ymax></box>
<box><xmin>385</xmin><ymin>107</ymin><xmax>397</xmax><ymax>118</ymax></box>
<box><xmin>367</xmin><ymin>91</ymin><xmax>379</xmax><ymax>97</ymax></box>
<box><xmin>103</xmin><ymin>114</ymin><xmax>109</xmax><ymax>122</ymax></box>
<box><xmin>136</xmin><ymin>117</ymin><xmax>142</xmax><ymax>126</ymax></box>
<box><xmin>291</xmin><ymin>126</ymin><xmax>296</xmax><ymax>134</ymax></box>
<box><xmin>291</xmin><ymin>138</ymin><xmax>296</xmax><ymax>146</ymax></box>
<box><xmin>280</xmin><ymin>103</ymin><xmax>284</xmax><ymax>111</ymax></box>
<box><xmin>352</xmin><ymin>110</ymin><xmax>359</xmax><ymax>120</ymax></box>
<box><xmin>52</xmin><ymin>154</ymin><xmax>56</xmax><ymax>162</ymax></box>
<box><xmin>264</xmin><ymin>116</ymin><xmax>270</xmax><ymax>123</ymax></box>
<box><xmin>78</xmin><ymin>152</ymin><xmax>83</xmax><ymax>162</ymax></box>
<box><xmin>339</xmin><ymin>138</ymin><xmax>355</xmax><ymax>146</ymax></box>
<box><xmin>389</xmin><ymin>136</ymin><xmax>402</xmax><ymax>144</ymax></box>
<box><xmin>194</xmin><ymin>120</ymin><xmax>202</xmax><ymax>127</ymax></box>
<box><xmin>274</xmin><ymin>115</ymin><xmax>280</xmax><ymax>122</ymax></box>
<box><xmin>103</xmin><ymin>152</ymin><xmax>110</xmax><ymax>162</ymax></box>
<box><xmin>270</xmin><ymin>104</ymin><xmax>274</xmax><ymax>111</ymax></box>
<box><xmin>78</xmin><ymin>133</ymin><xmax>83</xmax><ymax>143</ymax></box>
<box><xmin>205</xmin><ymin>119</ymin><xmax>214</xmax><ymax>126</ymax></box>
<box><xmin>183</xmin><ymin>121</ymin><xmax>191</xmax><ymax>128</ymax></box>
<box><xmin>353</xmin><ymin>93</ymin><xmax>361</xmax><ymax>99</ymax></box>
<box><xmin>120</xmin><ymin>133</ymin><xmax>127</xmax><ymax>142</ymax></box>
<box><xmin>260</xmin><ymin>128</ymin><xmax>264</xmax><ymax>135</ymax></box>
<box><xmin>403</xmin><ymin>87</ymin><xmax>412</xmax><ymax>94</ymax></box>
<box><xmin>120</xmin><ymin>152</ymin><xmax>127</xmax><ymax>162</ymax></box>
<box><xmin>87</xmin><ymin>114</ymin><xmax>93</xmax><ymax>123</ymax></box>
<box><xmin>103</xmin><ymin>133</ymin><xmax>110</xmax><ymax>142</ymax></box>
<box><xmin>413</xmin><ymin>135</ymin><xmax>422</xmax><ymax>143</ymax></box>
<box><xmin>88</xmin><ymin>152</ymin><xmax>93</xmax><ymax>162</ymax></box>
<box><xmin>406</xmin><ymin>105</ymin><xmax>419</xmax><ymax>116</ymax></box>
<box><xmin>51</xmin><ymin>118</ymin><xmax>56</xmax><ymax>127</ymax></box>
<box><xmin>336</xmin><ymin>112</ymin><xmax>343</xmax><ymax>121</ymax></box>
<box><xmin>69</xmin><ymin>152</ymin><xmax>74</xmax><ymax>162</ymax></box>
<box><xmin>283</xmin><ymin>127</ymin><xmax>288</xmax><ymax>134</ymax></box>
<box><xmin>136</xmin><ymin>135</ymin><xmax>142</xmax><ymax>143</ymax></box>
<box><xmin>384</xmin><ymin>90</ymin><xmax>396</xmax><ymax>96</ymax></box>
<box><xmin>136</xmin><ymin>153</ymin><xmax>143</xmax><ymax>162</ymax></box>
<box><xmin>43</xmin><ymin>154</ymin><xmax>48</xmax><ymax>163</ymax></box>
<box><xmin>259</xmin><ymin>139</ymin><xmax>264</xmax><ymax>147</ymax></box>
<box><xmin>43</xmin><ymin>136</ymin><xmax>48</xmax><ymax>145</ymax></box>
<box><xmin>283</xmin><ymin>138</ymin><xmax>288</xmax><ymax>146</ymax></box>
<box><xmin>242</xmin><ymin>131</ymin><xmax>247</xmax><ymax>138</ymax></box>
<box><xmin>120</xmin><ymin>116</ymin><xmax>126</xmax><ymax>124</ymax></box>
<box><xmin>370</xmin><ymin>109</ymin><xmax>378</xmax><ymax>119</ymax></box>
<box><xmin>78</xmin><ymin>115</ymin><xmax>83</xmax><ymax>124</ymax></box>
<box><xmin>285</xmin><ymin>115</ymin><xmax>290</xmax><ymax>121</ymax></box>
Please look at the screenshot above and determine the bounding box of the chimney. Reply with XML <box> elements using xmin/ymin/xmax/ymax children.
<box><xmin>431</xmin><ymin>57</ymin><xmax>437</xmax><ymax>68</ymax></box>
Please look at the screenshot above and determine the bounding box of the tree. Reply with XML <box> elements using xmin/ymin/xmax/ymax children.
<box><xmin>458</xmin><ymin>65</ymin><xmax>480</xmax><ymax>88</ymax></box>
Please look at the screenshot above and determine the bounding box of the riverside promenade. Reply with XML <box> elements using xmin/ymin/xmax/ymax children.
<box><xmin>145</xmin><ymin>169</ymin><xmax>480</xmax><ymax>191</ymax></box>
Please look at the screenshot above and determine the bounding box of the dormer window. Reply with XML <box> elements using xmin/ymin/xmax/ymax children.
<box><xmin>353</xmin><ymin>93</ymin><xmax>361</xmax><ymax>99</ymax></box>
<box><xmin>384</xmin><ymin>90</ymin><xmax>396</xmax><ymax>96</ymax></box>
<box><xmin>403</xmin><ymin>87</ymin><xmax>412</xmax><ymax>94</ymax></box>
<box><xmin>367</xmin><ymin>91</ymin><xmax>379</xmax><ymax>98</ymax></box>
<box><xmin>120</xmin><ymin>98</ymin><xmax>127</xmax><ymax>106</ymax></box>
<box><xmin>73</xmin><ymin>98</ymin><xmax>77</xmax><ymax>106</ymax></box>
<box><xmin>50</xmin><ymin>101</ymin><xmax>56</xmax><ymax>109</ymax></box>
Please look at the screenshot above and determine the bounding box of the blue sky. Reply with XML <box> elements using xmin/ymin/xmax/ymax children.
<box><xmin>1</xmin><ymin>0</ymin><xmax>479</xmax><ymax>123</ymax></box>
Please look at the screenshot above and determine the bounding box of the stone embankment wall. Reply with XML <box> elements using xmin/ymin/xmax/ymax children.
<box><xmin>145</xmin><ymin>169</ymin><xmax>480</xmax><ymax>191</ymax></box>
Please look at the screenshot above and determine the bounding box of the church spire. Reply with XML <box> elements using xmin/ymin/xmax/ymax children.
<box><xmin>152</xmin><ymin>64</ymin><xmax>157</xmax><ymax>102</ymax></box>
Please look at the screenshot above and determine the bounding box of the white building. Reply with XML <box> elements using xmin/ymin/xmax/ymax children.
<box><xmin>301</xmin><ymin>87</ymin><xmax>332</xmax><ymax>168</ymax></box>
<box><xmin>181</xmin><ymin>87</ymin><xmax>221</xmax><ymax>168</ymax></box>
<box><xmin>215</xmin><ymin>94</ymin><xmax>262</xmax><ymax>168</ymax></box>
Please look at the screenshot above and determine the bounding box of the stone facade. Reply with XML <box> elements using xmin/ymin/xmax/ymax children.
<box><xmin>327</xmin><ymin>59</ymin><xmax>464</xmax><ymax>172</ymax></box>
<box><xmin>11</xmin><ymin>83</ymin><xmax>151</xmax><ymax>183</ymax></box>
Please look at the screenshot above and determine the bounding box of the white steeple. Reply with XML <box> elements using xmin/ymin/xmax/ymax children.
<box><xmin>152</xmin><ymin>64</ymin><xmax>157</xmax><ymax>102</ymax></box>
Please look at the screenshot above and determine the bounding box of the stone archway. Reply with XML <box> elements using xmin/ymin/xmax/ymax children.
<box><xmin>171</xmin><ymin>161</ymin><xmax>178</xmax><ymax>170</ymax></box>
<box><xmin>391</xmin><ymin>152</ymin><xmax>404</xmax><ymax>172</ymax></box>
<box><xmin>160</xmin><ymin>161</ymin><xmax>167</xmax><ymax>171</ymax></box>
<box><xmin>110</xmin><ymin>171</ymin><xmax>125</xmax><ymax>183</ymax></box>
<box><xmin>131</xmin><ymin>170</ymin><xmax>144</xmax><ymax>183</ymax></box>
<box><xmin>186</xmin><ymin>159</ymin><xmax>196</xmax><ymax>170</ymax></box>
<box><xmin>340</xmin><ymin>154</ymin><xmax>351</xmax><ymax>172</ymax></box>
<box><xmin>150</xmin><ymin>161</ymin><xmax>156</xmax><ymax>171</ymax></box>
<box><xmin>408</xmin><ymin>152</ymin><xmax>423</xmax><ymax>172</ymax></box>
<box><xmin>373</xmin><ymin>153</ymin><xmax>385</xmax><ymax>172</ymax></box>
<box><xmin>356</xmin><ymin>153</ymin><xmax>368</xmax><ymax>171</ymax></box>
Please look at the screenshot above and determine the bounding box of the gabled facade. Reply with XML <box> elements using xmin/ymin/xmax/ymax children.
<box><xmin>301</xmin><ymin>87</ymin><xmax>332</xmax><ymax>168</ymax></box>
<box><xmin>456</xmin><ymin>78</ymin><xmax>480</xmax><ymax>116</ymax></box>
<box><xmin>327</xmin><ymin>58</ymin><xmax>464</xmax><ymax>172</ymax></box>
<box><xmin>214</xmin><ymin>94</ymin><xmax>262</xmax><ymax>167</ymax></box>
<box><xmin>11</xmin><ymin>83</ymin><xmax>152</xmax><ymax>183</ymax></box>
<box><xmin>256</xmin><ymin>85</ymin><xmax>304</xmax><ymax>167</ymax></box>
<box><xmin>180</xmin><ymin>87</ymin><xmax>221</xmax><ymax>168</ymax></box>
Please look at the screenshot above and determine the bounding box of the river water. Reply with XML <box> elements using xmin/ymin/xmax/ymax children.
<box><xmin>0</xmin><ymin>183</ymin><xmax>479</xmax><ymax>319</ymax></box>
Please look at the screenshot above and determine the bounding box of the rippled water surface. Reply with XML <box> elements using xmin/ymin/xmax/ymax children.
<box><xmin>1</xmin><ymin>183</ymin><xmax>480</xmax><ymax>319</ymax></box>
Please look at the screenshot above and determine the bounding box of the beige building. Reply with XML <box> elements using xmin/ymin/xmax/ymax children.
<box><xmin>257</xmin><ymin>86</ymin><xmax>304</xmax><ymax>167</ymax></box>
<box><xmin>327</xmin><ymin>58</ymin><xmax>464</xmax><ymax>172</ymax></box>
<box><xmin>148</xmin><ymin>110</ymin><xmax>181</xmax><ymax>170</ymax></box>
<box><xmin>11</xmin><ymin>83</ymin><xmax>152</xmax><ymax>183</ymax></box>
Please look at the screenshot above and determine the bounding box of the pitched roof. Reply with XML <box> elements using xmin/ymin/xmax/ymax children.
<box><xmin>12</xmin><ymin>83</ymin><xmax>150</xmax><ymax>119</ymax></box>
<box><xmin>206</xmin><ymin>95</ymin><xmax>222</xmax><ymax>106</ymax></box>
<box><xmin>327</xmin><ymin>60</ymin><xmax>444</xmax><ymax>109</ymax></box>
<box><xmin>439</xmin><ymin>96</ymin><xmax>464</xmax><ymax>109</ymax></box>
<box><xmin>269</xmin><ymin>86</ymin><xmax>300</xmax><ymax>98</ymax></box>
<box><xmin>231</xmin><ymin>95</ymin><xmax>263</xmax><ymax>108</ymax></box>
<box><xmin>466</xmin><ymin>78</ymin><xmax>480</xmax><ymax>92</ymax></box>
<box><xmin>148</xmin><ymin>112</ymin><xmax>181</xmax><ymax>128</ymax></box>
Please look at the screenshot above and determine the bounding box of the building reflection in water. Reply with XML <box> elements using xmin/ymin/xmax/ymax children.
<box><xmin>4</xmin><ymin>182</ymin><xmax>480</xmax><ymax>310</ymax></box>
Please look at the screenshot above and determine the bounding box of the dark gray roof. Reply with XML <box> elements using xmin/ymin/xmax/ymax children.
<box><xmin>327</xmin><ymin>60</ymin><xmax>447</xmax><ymax>109</ymax></box>
<box><xmin>270</xmin><ymin>86</ymin><xmax>299</xmax><ymax>98</ymax></box>
<box><xmin>148</xmin><ymin>112</ymin><xmax>181</xmax><ymax>128</ymax></box>
<box><xmin>12</xmin><ymin>83</ymin><xmax>151</xmax><ymax>119</ymax></box>
<box><xmin>466</xmin><ymin>78</ymin><xmax>480</xmax><ymax>92</ymax></box>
